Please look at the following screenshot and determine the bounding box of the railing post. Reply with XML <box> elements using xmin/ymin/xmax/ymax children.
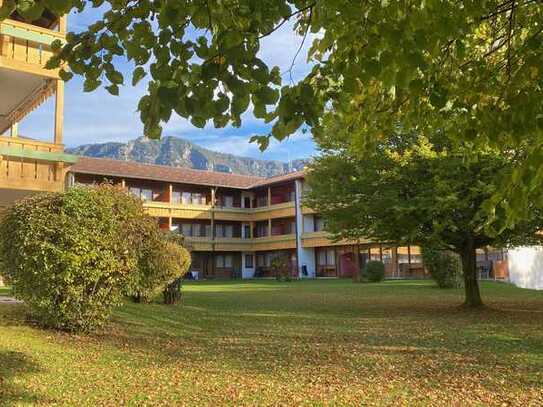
<box><xmin>10</xmin><ymin>122</ymin><xmax>18</xmax><ymax>137</ymax></box>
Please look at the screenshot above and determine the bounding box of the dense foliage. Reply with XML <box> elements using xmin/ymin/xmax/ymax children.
<box><xmin>362</xmin><ymin>261</ymin><xmax>385</xmax><ymax>283</ymax></box>
<box><xmin>306</xmin><ymin>129</ymin><xmax>543</xmax><ymax>306</ymax></box>
<box><xmin>421</xmin><ymin>247</ymin><xmax>462</xmax><ymax>289</ymax></box>
<box><xmin>131</xmin><ymin>225</ymin><xmax>191</xmax><ymax>303</ymax></box>
<box><xmin>1</xmin><ymin>1</ymin><xmax>541</xmax><ymax>221</ymax></box>
<box><xmin>272</xmin><ymin>255</ymin><xmax>291</xmax><ymax>282</ymax></box>
<box><xmin>0</xmin><ymin>185</ymin><xmax>181</xmax><ymax>332</ymax></box>
<box><xmin>2</xmin><ymin>1</ymin><xmax>542</xmax><ymax>218</ymax></box>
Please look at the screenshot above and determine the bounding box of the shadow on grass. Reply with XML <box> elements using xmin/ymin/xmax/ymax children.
<box><xmin>0</xmin><ymin>351</ymin><xmax>50</xmax><ymax>406</ymax></box>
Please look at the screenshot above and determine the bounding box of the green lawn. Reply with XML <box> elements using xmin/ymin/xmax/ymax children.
<box><xmin>1</xmin><ymin>280</ymin><xmax>542</xmax><ymax>406</ymax></box>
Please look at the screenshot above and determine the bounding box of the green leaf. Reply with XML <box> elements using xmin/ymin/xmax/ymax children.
<box><xmin>105</xmin><ymin>84</ymin><xmax>119</xmax><ymax>96</ymax></box>
<box><xmin>132</xmin><ymin>67</ymin><xmax>147</xmax><ymax>86</ymax></box>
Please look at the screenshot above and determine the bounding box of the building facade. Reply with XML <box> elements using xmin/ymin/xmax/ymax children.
<box><xmin>0</xmin><ymin>5</ymin><xmax>77</xmax><ymax>210</ymax></box>
<box><xmin>70</xmin><ymin>157</ymin><xmax>432</xmax><ymax>280</ymax></box>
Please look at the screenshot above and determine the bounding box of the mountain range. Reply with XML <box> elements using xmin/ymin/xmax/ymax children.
<box><xmin>67</xmin><ymin>136</ymin><xmax>308</xmax><ymax>178</ymax></box>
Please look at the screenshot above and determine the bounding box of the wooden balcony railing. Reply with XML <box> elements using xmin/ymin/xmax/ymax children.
<box><xmin>0</xmin><ymin>18</ymin><xmax>65</xmax><ymax>78</ymax></box>
<box><xmin>0</xmin><ymin>135</ymin><xmax>77</xmax><ymax>192</ymax></box>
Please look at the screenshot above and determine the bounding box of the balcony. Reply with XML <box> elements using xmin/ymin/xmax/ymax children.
<box><xmin>253</xmin><ymin>234</ymin><xmax>297</xmax><ymax>251</ymax></box>
<box><xmin>0</xmin><ymin>18</ymin><xmax>65</xmax><ymax>78</ymax></box>
<box><xmin>0</xmin><ymin>135</ymin><xmax>77</xmax><ymax>204</ymax></box>
<box><xmin>144</xmin><ymin>200</ymin><xmax>212</xmax><ymax>220</ymax></box>
<box><xmin>301</xmin><ymin>231</ymin><xmax>365</xmax><ymax>248</ymax></box>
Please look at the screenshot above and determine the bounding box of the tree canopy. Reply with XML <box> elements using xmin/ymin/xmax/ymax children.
<box><xmin>1</xmin><ymin>0</ymin><xmax>542</xmax><ymax>220</ymax></box>
<box><xmin>305</xmin><ymin>122</ymin><xmax>543</xmax><ymax>306</ymax></box>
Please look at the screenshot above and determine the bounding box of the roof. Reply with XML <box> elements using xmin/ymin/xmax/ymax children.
<box><xmin>71</xmin><ymin>157</ymin><xmax>306</xmax><ymax>189</ymax></box>
<box><xmin>250</xmin><ymin>170</ymin><xmax>306</xmax><ymax>188</ymax></box>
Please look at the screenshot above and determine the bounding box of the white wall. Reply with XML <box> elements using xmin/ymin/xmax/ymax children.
<box><xmin>295</xmin><ymin>179</ymin><xmax>316</xmax><ymax>278</ymax></box>
<box><xmin>303</xmin><ymin>214</ymin><xmax>315</xmax><ymax>233</ymax></box>
<box><xmin>299</xmin><ymin>247</ymin><xmax>316</xmax><ymax>278</ymax></box>
<box><xmin>241</xmin><ymin>251</ymin><xmax>255</xmax><ymax>279</ymax></box>
<box><xmin>508</xmin><ymin>247</ymin><xmax>543</xmax><ymax>290</ymax></box>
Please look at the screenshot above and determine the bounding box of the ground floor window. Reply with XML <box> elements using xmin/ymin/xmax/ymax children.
<box><xmin>317</xmin><ymin>248</ymin><xmax>336</xmax><ymax>267</ymax></box>
<box><xmin>216</xmin><ymin>254</ymin><xmax>233</xmax><ymax>268</ymax></box>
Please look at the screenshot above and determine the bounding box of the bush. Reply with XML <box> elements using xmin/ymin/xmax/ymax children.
<box><xmin>363</xmin><ymin>260</ymin><xmax>385</xmax><ymax>282</ymax></box>
<box><xmin>421</xmin><ymin>247</ymin><xmax>462</xmax><ymax>288</ymax></box>
<box><xmin>272</xmin><ymin>255</ymin><xmax>292</xmax><ymax>282</ymax></box>
<box><xmin>0</xmin><ymin>185</ymin><xmax>152</xmax><ymax>332</ymax></box>
<box><xmin>131</xmin><ymin>229</ymin><xmax>191</xmax><ymax>303</ymax></box>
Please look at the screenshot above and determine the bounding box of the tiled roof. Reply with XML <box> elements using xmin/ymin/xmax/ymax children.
<box><xmin>71</xmin><ymin>157</ymin><xmax>264</xmax><ymax>189</ymax></box>
<box><xmin>249</xmin><ymin>170</ymin><xmax>305</xmax><ymax>188</ymax></box>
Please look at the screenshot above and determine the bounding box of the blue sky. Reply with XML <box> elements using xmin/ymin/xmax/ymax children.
<box><xmin>18</xmin><ymin>7</ymin><xmax>317</xmax><ymax>162</ymax></box>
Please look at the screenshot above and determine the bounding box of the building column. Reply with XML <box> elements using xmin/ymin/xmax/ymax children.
<box><xmin>392</xmin><ymin>247</ymin><xmax>399</xmax><ymax>278</ymax></box>
<box><xmin>58</xmin><ymin>15</ymin><xmax>67</xmax><ymax>33</ymax></box>
<box><xmin>267</xmin><ymin>187</ymin><xmax>271</xmax><ymax>207</ymax></box>
<box><xmin>54</xmin><ymin>80</ymin><xmax>64</xmax><ymax>145</ymax></box>
<box><xmin>268</xmin><ymin>218</ymin><xmax>272</xmax><ymax>236</ymax></box>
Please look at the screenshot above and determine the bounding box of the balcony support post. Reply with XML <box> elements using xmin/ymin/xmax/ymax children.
<box><xmin>54</xmin><ymin>79</ymin><xmax>64</xmax><ymax>145</ymax></box>
<box><xmin>267</xmin><ymin>187</ymin><xmax>271</xmax><ymax>207</ymax></box>
<box><xmin>10</xmin><ymin>122</ymin><xmax>18</xmax><ymax>137</ymax></box>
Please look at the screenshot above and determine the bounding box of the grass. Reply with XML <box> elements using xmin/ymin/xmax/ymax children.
<box><xmin>0</xmin><ymin>280</ymin><xmax>542</xmax><ymax>406</ymax></box>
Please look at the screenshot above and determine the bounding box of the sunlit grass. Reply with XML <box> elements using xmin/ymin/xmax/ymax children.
<box><xmin>1</xmin><ymin>280</ymin><xmax>542</xmax><ymax>405</ymax></box>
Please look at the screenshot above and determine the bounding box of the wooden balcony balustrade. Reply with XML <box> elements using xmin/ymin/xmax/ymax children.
<box><xmin>0</xmin><ymin>135</ymin><xmax>77</xmax><ymax>192</ymax></box>
<box><xmin>0</xmin><ymin>18</ymin><xmax>65</xmax><ymax>78</ymax></box>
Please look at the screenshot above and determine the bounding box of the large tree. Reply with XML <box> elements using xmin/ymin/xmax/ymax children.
<box><xmin>2</xmin><ymin>1</ymin><xmax>542</xmax><ymax>219</ymax></box>
<box><xmin>305</xmin><ymin>125</ymin><xmax>543</xmax><ymax>307</ymax></box>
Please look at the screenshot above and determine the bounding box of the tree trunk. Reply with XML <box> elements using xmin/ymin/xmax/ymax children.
<box><xmin>460</xmin><ymin>238</ymin><xmax>483</xmax><ymax>307</ymax></box>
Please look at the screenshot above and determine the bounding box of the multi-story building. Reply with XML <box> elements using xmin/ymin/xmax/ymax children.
<box><xmin>70</xmin><ymin>157</ymin><xmax>432</xmax><ymax>280</ymax></box>
<box><xmin>0</xmin><ymin>6</ymin><xmax>77</xmax><ymax>210</ymax></box>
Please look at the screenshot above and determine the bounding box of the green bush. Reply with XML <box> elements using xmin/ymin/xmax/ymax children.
<box><xmin>272</xmin><ymin>255</ymin><xmax>292</xmax><ymax>282</ymax></box>
<box><xmin>421</xmin><ymin>247</ymin><xmax>462</xmax><ymax>288</ymax></box>
<box><xmin>363</xmin><ymin>260</ymin><xmax>385</xmax><ymax>282</ymax></box>
<box><xmin>131</xmin><ymin>228</ymin><xmax>191</xmax><ymax>303</ymax></box>
<box><xmin>0</xmin><ymin>185</ymin><xmax>152</xmax><ymax>332</ymax></box>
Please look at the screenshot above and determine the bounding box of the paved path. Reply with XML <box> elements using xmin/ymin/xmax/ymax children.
<box><xmin>0</xmin><ymin>296</ymin><xmax>22</xmax><ymax>304</ymax></box>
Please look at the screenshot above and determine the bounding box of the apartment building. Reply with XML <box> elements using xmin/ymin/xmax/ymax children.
<box><xmin>0</xmin><ymin>6</ymin><xmax>77</xmax><ymax>210</ymax></box>
<box><xmin>70</xmin><ymin>157</ymin><xmax>431</xmax><ymax>280</ymax></box>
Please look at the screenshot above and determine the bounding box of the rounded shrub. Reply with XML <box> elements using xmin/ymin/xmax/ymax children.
<box><xmin>131</xmin><ymin>227</ymin><xmax>191</xmax><ymax>303</ymax></box>
<box><xmin>272</xmin><ymin>255</ymin><xmax>292</xmax><ymax>282</ymax></box>
<box><xmin>0</xmin><ymin>185</ymin><xmax>152</xmax><ymax>332</ymax></box>
<box><xmin>363</xmin><ymin>260</ymin><xmax>385</xmax><ymax>282</ymax></box>
<box><xmin>421</xmin><ymin>247</ymin><xmax>462</xmax><ymax>288</ymax></box>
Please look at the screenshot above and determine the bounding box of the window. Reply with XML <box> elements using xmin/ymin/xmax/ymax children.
<box><xmin>128</xmin><ymin>187</ymin><xmax>153</xmax><ymax>201</ymax></box>
<box><xmin>317</xmin><ymin>248</ymin><xmax>336</xmax><ymax>266</ymax></box>
<box><xmin>314</xmin><ymin>216</ymin><xmax>325</xmax><ymax>232</ymax></box>
<box><xmin>172</xmin><ymin>191</ymin><xmax>181</xmax><ymax>204</ymax></box>
<box><xmin>216</xmin><ymin>255</ymin><xmax>233</xmax><ymax>268</ymax></box>
<box><xmin>181</xmin><ymin>223</ymin><xmax>192</xmax><ymax>237</ymax></box>
<box><xmin>255</xmin><ymin>222</ymin><xmax>268</xmax><ymax>238</ymax></box>
<box><xmin>225</xmin><ymin>224</ymin><xmax>233</xmax><ymax>238</ymax></box>
<box><xmin>245</xmin><ymin>254</ymin><xmax>254</xmax><ymax>268</ymax></box>
<box><xmin>256</xmin><ymin>253</ymin><xmax>273</xmax><ymax>267</ymax></box>
<box><xmin>141</xmin><ymin>189</ymin><xmax>153</xmax><ymax>202</ymax></box>
<box><xmin>192</xmin><ymin>193</ymin><xmax>203</xmax><ymax>205</ymax></box>
<box><xmin>192</xmin><ymin>223</ymin><xmax>202</xmax><ymax>237</ymax></box>
<box><xmin>129</xmin><ymin>187</ymin><xmax>140</xmax><ymax>199</ymax></box>
<box><xmin>257</xmin><ymin>195</ymin><xmax>268</xmax><ymax>207</ymax></box>
<box><xmin>243</xmin><ymin>224</ymin><xmax>251</xmax><ymax>239</ymax></box>
<box><xmin>223</xmin><ymin>195</ymin><xmax>234</xmax><ymax>207</ymax></box>
<box><xmin>182</xmin><ymin>192</ymin><xmax>191</xmax><ymax>205</ymax></box>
